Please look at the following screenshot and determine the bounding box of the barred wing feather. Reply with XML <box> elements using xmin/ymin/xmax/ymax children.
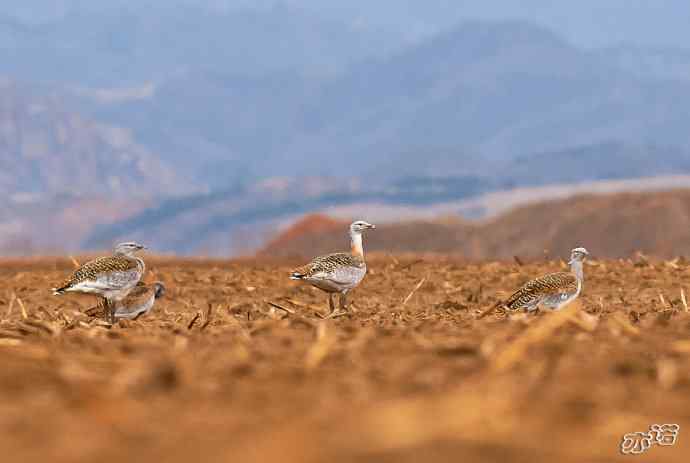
<box><xmin>504</xmin><ymin>272</ymin><xmax>577</xmax><ymax>311</ymax></box>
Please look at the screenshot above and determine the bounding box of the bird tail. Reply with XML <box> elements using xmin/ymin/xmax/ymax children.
<box><xmin>477</xmin><ymin>301</ymin><xmax>504</xmax><ymax>319</ymax></box>
<box><xmin>52</xmin><ymin>277</ymin><xmax>74</xmax><ymax>295</ymax></box>
<box><xmin>290</xmin><ymin>263</ymin><xmax>311</xmax><ymax>280</ymax></box>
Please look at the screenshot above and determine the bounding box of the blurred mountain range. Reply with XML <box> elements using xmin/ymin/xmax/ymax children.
<box><xmin>0</xmin><ymin>79</ymin><xmax>185</xmax><ymax>198</ymax></box>
<box><xmin>260</xmin><ymin>188</ymin><xmax>690</xmax><ymax>260</ymax></box>
<box><xmin>3</xmin><ymin>6</ymin><xmax>690</xmax><ymax>182</ymax></box>
<box><xmin>3</xmin><ymin>3</ymin><xmax>690</xmax><ymax>253</ymax></box>
<box><xmin>6</xmin><ymin>1</ymin><xmax>690</xmax><ymax>48</ymax></box>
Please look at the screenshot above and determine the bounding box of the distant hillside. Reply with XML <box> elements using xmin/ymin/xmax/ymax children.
<box><xmin>502</xmin><ymin>142</ymin><xmax>690</xmax><ymax>186</ymax></box>
<box><xmin>262</xmin><ymin>214</ymin><xmax>347</xmax><ymax>252</ymax></box>
<box><xmin>0</xmin><ymin>80</ymin><xmax>184</xmax><ymax>198</ymax></box>
<box><xmin>80</xmin><ymin>174</ymin><xmax>490</xmax><ymax>254</ymax></box>
<box><xmin>6</xmin><ymin>13</ymin><xmax>690</xmax><ymax>185</ymax></box>
<box><xmin>594</xmin><ymin>45</ymin><xmax>690</xmax><ymax>81</ymax></box>
<box><xmin>260</xmin><ymin>189</ymin><xmax>690</xmax><ymax>260</ymax></box>
<box><xmin>7</xmin><ymin>13</ymin><xmax>690</xmax><ymax>255</ymax></box>
<box><xmin>0</xmin><ymin>196</ymin><xmax>155</xmax><ymax>255</ymax></box>
<box><xmin>260</xmin><ymin>215</ymin><xmax>474</xmax><ymax>258</ymax></box>
<box><xmin>272</xmin><ymin>21</ymin><xmax>690</xmax><ymax>177</ymax></box>
<box><xmin>0</xmin><ymin>5</ymin><xmax>395</xmax><ymax>86</ymax></box>
<box><xmin>71</xmin><ymin>19</ymin><xmax>690</xmax><ymax>184</ymax></box>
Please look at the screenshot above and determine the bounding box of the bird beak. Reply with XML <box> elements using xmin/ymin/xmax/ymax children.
<box><xmin>367</xmin><ymin>224</ymin><xmax>376</xmax><ymax>229</ymax></box>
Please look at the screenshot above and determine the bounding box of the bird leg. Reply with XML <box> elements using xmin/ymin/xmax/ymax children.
<box><xmin>317</xmin><ymin>293</ymin><xmax>347</xmax><ymax>319</ymax></box>
<box><xmin>327</xmin><ymin>293</ymin><xmax>338</xmax><ymax>318</ymax></box>
<box><xmin>102</xmin><ymin>298</ymin><xmax>109</xmax><ymax>323</ymax></box>
<box><xmin>316</xmin><ymin>293</ymin><xmax>335</xmax><ymax>319</ymax></box>
<box><xmin>104</xmin><ymin>299</ymin><xmax>115</xmax><ymax>325</ymax></box>
<box><xmin>328</xmin><ymin>293</ymin><xmax>349</xmax><ymax>319</ymax></box>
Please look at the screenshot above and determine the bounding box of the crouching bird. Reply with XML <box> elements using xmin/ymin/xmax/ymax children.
<box><xmin>85</xmin><ymin>281</ymin><xmax>165</xmax><ymax>321</ymax></box>
<box><xmin>500</xmin><ymin>247</ymin><xmax>589</xmax><ymax>312</ymax></box>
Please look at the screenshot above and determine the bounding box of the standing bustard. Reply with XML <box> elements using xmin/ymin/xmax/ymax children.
<box><xmin>53</xmin><ymin>242</ymin><xmax>147</xmax><ymax>323</ymax></box>
<box><xmin>85</xmin><ymin>281</ymin><xmax>165</xmax><ymax>321</ymax></box>
<box><xmin>290</xmin><ymin>220</ymin><xmax>375</xmax><ymax>319</ymax></box>
<box><xmin>501</xmin><ymin>247</ymin><xmax>589</xmax><ymax>312</ymax></box>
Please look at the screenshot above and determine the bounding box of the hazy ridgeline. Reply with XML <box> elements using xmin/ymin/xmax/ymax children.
<box><xmin>2</xmin><ymin>2</ymin><xmax>690</xmax><ymax>254</ymax></box>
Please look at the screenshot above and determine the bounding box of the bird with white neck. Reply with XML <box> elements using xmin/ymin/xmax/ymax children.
<box><xmin>52</xmin><ymin>241</ymin><xmax>147</xmax><ymax>323</ymax></box>
<box><xmin>290</xmin><ymin>220</ymin><xmax>376</xmax><ymax>319</ymax></box>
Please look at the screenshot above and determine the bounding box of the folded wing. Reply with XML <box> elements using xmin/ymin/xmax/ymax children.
<box><xmin>54</xmin><ymin>256</ymin><xmax>141</xmax><ymax>294</ymax></box>
<box><xmin>504</xmin><ymin>272</ymin><xmax>577</xmax><ymax>311</ymax></box>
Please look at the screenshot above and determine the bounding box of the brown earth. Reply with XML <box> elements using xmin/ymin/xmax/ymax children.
<box><xmin>1</xmin><ymin>255</ymin><xmax>690</xmax><ymax>462</ymax></box>
<box><xmin>261</xmin><ymin>189</ymin><xmax>690</xmax><ymax>260</ymax></box>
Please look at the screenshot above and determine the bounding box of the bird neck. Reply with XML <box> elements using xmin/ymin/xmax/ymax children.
<box><xmin>115</xmin><ymin>249</ymin><xmax>136</xmax><ymax>257</ymax></box>
<box><xmin>350</xmin><ymin>231</ymin><xmax>364</xmax><ymax>259</ymax></box>
<box><xmin>570</xmin><ymin>260</ymin><xmax>584</xmax><ymax>282</ymax></box>
<box><xmin>134</xmin><ymin>256</ymin><xmax>146</xmax><ymax>274</ymax></box>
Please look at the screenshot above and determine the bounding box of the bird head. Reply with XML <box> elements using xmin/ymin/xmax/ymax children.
<box><xmin>153</xmin><ymin>282</ymin><xmax>166</xmax><ymax>299</ymax></box>
<box><xmin>349</xmin><ymin>220</ymin><xmax>376</xmax><ymax>235</ymax></box>
<box><xmin>568</xmin><ymin>247</ymin><xmax>590</xmax><ymax>265</ymax></box>
<box><xmin>114</xmin><ymin>242</ymin><xmax>147</xmax><ymax>256</ymax></box>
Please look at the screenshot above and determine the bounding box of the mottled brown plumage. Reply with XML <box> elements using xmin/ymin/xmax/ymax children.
<box><xmin>291</xmin><ymin>253</ymin><xmax>365</xmax><ymax>278</ymax></box>
<box><xmin>290</xmin><ymin>220</ymin><xmax>375</xmax><ymax>319</ymax></box>
<box><xmin>53</xmin><ymin>242</ymin><xmax>146</xmax><ymax>302</ymax></box>
<box><xmin>500</xmin><ymin>247</ymin><xmax>589</xmax><ymax>312</ymax></box>
<box><xmin>84</xmin><ymin>299</ymin><xmax>112</xmax><ymax>319</ymax></box>
<box><xmin>85</xmin><ymin>281</ymin><xmax>165</xmax><ymax>320</ymax></box>
<box><xmin>53</xmin><ymin>242</ymin><xmax>147</xmax><ymax>324</ymax></box>
<box><xmin>54</xmin><ymin>256</ymin><xmax>140</xmax><ymax>293</ymax></box>
<box><xmin>504</xmin><ymin>272</ymin><xmax>577</xmax><ymax>310</ymax></box>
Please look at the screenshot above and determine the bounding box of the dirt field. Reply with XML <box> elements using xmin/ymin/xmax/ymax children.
<box><xmin>1</xmin><ymin>255</ymin><xmax>689</xmax><ymax>462</ymax></box>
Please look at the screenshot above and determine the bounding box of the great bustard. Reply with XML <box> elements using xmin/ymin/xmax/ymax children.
<box><xmin>85</xmin><ymin>281</ymin><xmax>165</xmax><ymax>321</ymax></box>
<box><xmin>501</xmin><ymin>247</ymin><xmax>589</xmax><ymax>312</ymax></box>
<box><xmin>290</xmin><ymin>220</ymin><xmax>375</xmax><ymax>319</ymax></box>
<box><xmin>53</xmin><ymin>242</ymin><xmax>147</xmax><ymax>323</ymax></box>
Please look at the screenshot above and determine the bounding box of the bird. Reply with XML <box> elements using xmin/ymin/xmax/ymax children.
<box><xmin>85</xmin><ymin>282</ymin><xmax>165</xmax><ymax>321</ymax></box>
<box><xmin>501</xmin><ymin>247</ymin><xmax>589</xmax><ymax>312</ymax></box>
<box><xmin>290</xmin><ymin>220</ymin><xmax>375</xmax><ymax>319</ymax></box>
<box><xmin>53</xmin><ymin>242</ymin><xmax>147</xmax><ymax>323</ymax></box>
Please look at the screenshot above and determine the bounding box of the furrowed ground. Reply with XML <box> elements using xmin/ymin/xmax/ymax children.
<box><xmin>1</xmin><ymin>255</ymin><xmax>689</xmax><ymax>462</ymax></box>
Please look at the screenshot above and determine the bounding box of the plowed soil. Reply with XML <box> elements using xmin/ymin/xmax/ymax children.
<box><xmin>1</xmin><ymin>255</ymin><xmax>690</xmax><ymax>462</ymax></box>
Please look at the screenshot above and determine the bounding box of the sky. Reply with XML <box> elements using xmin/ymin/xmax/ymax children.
<box><xmin>293</xmin><ymin>0</ymin><xmax>690</xmax><ymax>49</ymax></box>
<box><xmin>3</xmin><ymin>0</ymin><xmax>690</xmax><ymax>50</ymax></box>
